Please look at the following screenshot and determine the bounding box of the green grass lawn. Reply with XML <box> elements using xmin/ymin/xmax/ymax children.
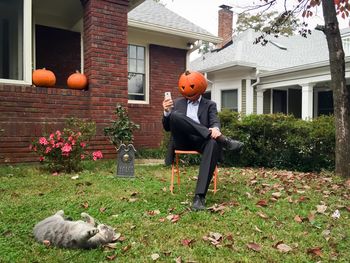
<box><xmin>0</xmin><ymin>160</ymin><xmax>349</xmax><ymax>263</ymax></box>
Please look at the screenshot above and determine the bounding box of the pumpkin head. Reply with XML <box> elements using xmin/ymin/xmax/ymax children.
<box><xmin>67</xmin><ymin>71</ymin><xmax>88</xmax><ymax>90</ymax></box>
<box><xmin>32</xmin><ymin>68</ymin><xmax>56</xmax><ymax>87</ymax></box>
<box><xmin>178</xmin><ymin>70</ymin><xmax>207</xmax><ymax>101</ymax></box>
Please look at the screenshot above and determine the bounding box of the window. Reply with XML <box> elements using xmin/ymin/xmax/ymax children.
<box><xmin>273</xmin><ymin>90</ymin><xmax>287</xmax><ymax>114</ymax></box>
<box><xmin>128</xmin><ymin>44</ymin><xmax>146</xmax><ymax>101</ymax></box>
<box><xmin>221</xmin><ymin>89</ymin><xmax>238</xmax><ymax>111</ymax></box>
<box><xmin>342</xmin><ymin>36</ymin><xmax>350</xmax><ymax>56</ymax></box>
<box><xmin>0</xmin><ymin>0</ymin><xmax>31</xmax><ymax>83</ymax></box>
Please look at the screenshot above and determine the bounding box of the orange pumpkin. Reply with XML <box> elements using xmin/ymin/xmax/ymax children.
<box><xmin>32</xmin><ymin>68</ymin><xmax>56</xmax><ymax>87</ymax></box>
<box><xmin>178</xmin><ymin>70</ymin><xmax>207</xmax><ymax>101</ymax></box>
<box><xmin>67</xmin><ymin>71</ymin><xmax>88</xmax><ymax>90</ymax></box>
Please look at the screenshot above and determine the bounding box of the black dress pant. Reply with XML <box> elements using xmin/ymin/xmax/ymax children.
<box><xmin>169</xmin><ymin>111</ymin><xmax>219</xmax><ymax>196</ymax></box>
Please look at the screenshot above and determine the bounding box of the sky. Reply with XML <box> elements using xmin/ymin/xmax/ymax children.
<box><xmin>160</xmin><ymin>0</ymin><xmax>349</xmax><ymax>36</ymax></box>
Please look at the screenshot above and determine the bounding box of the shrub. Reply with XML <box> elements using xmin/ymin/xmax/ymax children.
<box><xmin>104</xmin><ymin>104</ymin><xmax>140</xmax><ymax>149</ymax></box>
<box><xmin>218</xmin><ymin>112</ymin><xmax>335</xmax><ymax>172</ymax></box>
<box><xmin>30</xmin><ymin>118</ymin><xmax>102</xmax><ymax>173</ymax></box>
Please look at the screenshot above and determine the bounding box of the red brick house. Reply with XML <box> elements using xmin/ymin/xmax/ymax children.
<box><xmin>0</xmin><ymin>0</ymin><xmax>220</xmax><ymax>163</ymax></box>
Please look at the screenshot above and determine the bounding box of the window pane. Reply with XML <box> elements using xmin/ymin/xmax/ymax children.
<box><xmin>128</xmin><ymin>73</ymin><xmax>145</xmax><ymax>100</ymax></box>
<box><xmin>221</xmin><ymin>90</ymin><xmax>238</xmax><ymax>111</ymax></box>
<box><xmin>0</xmin><ymin>0</ymin><xmax>23</xmax><ymax>80</ymax></box>
<box><xmin>128</xmin><ymin>44</ymin><xmax>146</xmax><ymax>101</ymax></box>
<box><xmin>137</xmin><ymin>46</ymin><xmax>144</xmax><ymax>59</ymax></box>
<box><xmin>128</xmin><ymin>45</ymin><xmax>136</xmax><ymax>59</ymax></box>
<box><xmin>137</xmin><ymin>59</ymin><xmax>144</xmax><ymax>73</ymax></box>
<box><xmin>129</xmin><ymin>58</ymin><xmax>136</xmax><ymax>72</ymax></box>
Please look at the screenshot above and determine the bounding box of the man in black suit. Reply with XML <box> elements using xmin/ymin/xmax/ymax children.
<box><xmin>162</xmin><ymin>93</ymin><xmax>243</xmax><ymax>211</ymax></box>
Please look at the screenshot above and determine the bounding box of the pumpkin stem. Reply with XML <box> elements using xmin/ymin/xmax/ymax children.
<box><xmin>185</xmin><ymin>70</ymin><xmax>191</xmax><ymax>75</ymax></box>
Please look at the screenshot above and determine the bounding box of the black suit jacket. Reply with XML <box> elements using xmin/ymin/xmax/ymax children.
<box><xmin>162</xmin><ymin>97</ymin><xmax>221</xmax><ymax>165</ymax></box>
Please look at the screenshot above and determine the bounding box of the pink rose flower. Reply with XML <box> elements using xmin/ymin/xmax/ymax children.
<box><xmin>39</xmin><ymin>156</ymin><xmax>45</xmax><ymax>162</ymax></box>
<box><xmin>61</xmin><ymin>143</ymin><xmax>72</xmax><ymax>153</ymax></box>
<box><xmin>39</xmin><ymin>137</ymin><xmax>48</xmax><ymax>145</ymax></box>
<box><xmin>92</xmin><ymin>151</ymin><xmax>103</xmax><ymax>161</ymax></box>
<box><xmin>80</xmin><ymin>142</ymin><xmax>86</xmax><ymax>148</ymax></box>
<box><xmin>45</xmin><ymin>147</ymin><xmax>52</xmax><ymax>154</ymax></box>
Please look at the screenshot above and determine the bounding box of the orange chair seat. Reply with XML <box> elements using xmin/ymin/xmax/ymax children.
<box><xmin>170</xmin><ymin>150</ymin><xmax>218</xmax><ymax>194</ymax></box>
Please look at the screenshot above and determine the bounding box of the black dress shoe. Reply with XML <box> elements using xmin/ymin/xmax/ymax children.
<box><xmin>217</xmin><ymin>136</ymin><xmax>244</xmax><ymax>152</ymax></box>
<box><xmin>192</xmin><ymin>195</ymin><xmax>206</xmax><ymax>211</ymax></box>
<box><xmin>224</xmin><ymin>138</ymin><xmax>244</xmax><ymax>152</ymax></box>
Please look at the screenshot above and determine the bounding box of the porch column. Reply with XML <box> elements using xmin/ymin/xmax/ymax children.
<box><xmin>301</xmin><ymin>83</ymin><xmax>314</xmax><ymax>120</ymax></box>
<box><xmin>246</xmin><ymin>79</ymin><xmax>254</xmax><ymax>115</ymax></box>
<box><xmin>256</xmin><ymin>89</ymin><xmax>264</xmax><ymax>114</ymax></box>
<box><xmin>82</xmin><ymin>0</ymin><xmax>129</xmax><ymax>157</ymax></box>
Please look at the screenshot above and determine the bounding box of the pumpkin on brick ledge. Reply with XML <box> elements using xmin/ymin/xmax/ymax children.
<box><xmin>67</xmin><ymin>71</ymin><xmax>88</xmax><ymax>90</ymax></box>
<box><xmin>32</xmin><ymin>68</ymin><xmax>56</xmax><ymax>87</ymax></box>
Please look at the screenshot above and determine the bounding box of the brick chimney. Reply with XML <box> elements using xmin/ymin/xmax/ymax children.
<box><xmin>217</xmin><ymin>4</ymin><xmax>233</xmax><ymax>49</ymax></box>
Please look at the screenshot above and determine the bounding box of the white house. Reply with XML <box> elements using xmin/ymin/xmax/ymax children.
<box><xmin>191</xmin><ymin>5</ymin><xmax>350</xmax><ymax>120</ymax></box>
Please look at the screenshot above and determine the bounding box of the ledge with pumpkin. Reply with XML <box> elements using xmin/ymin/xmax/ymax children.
<box><xmin>32</xmin><ymin>68</ymin><xmax>88</xmax><ymax>90</ymax></box>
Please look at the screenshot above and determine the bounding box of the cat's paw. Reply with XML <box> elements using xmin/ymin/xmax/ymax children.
<box><xmin>56</xmin><ymin>210</ymin><xmax>64</xmax><ymax>216</ymax></box>
<box><xmin>87</xmin><ymin>228</ymin><xmax>99</xmax><ymax>237</ymax></box>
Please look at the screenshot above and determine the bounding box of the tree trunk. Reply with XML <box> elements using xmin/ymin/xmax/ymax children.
<box><xmin>321</xmin><ymin>0</ymin><xmax>350</xmax><ymax>177</ymax></box>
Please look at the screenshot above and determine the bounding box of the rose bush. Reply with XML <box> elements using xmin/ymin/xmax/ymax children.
<box><xmin>30</xmin><ymin>119</ymin><xmax>102</xmax><ymax>173</ymax></box>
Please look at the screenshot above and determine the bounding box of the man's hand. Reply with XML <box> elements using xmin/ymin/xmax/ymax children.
<box><xmin>163</xmin><ymin>98</ymin><xmax>174</xmax><ymax>112</ymax></box>
<box><xmin>209</xmin><ymin>127</ymin><xmax>221</xmax><ymax>139</ymax></box>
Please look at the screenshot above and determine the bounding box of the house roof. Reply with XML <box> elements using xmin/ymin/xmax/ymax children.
<box><xmin>190</xmin><ymin>28</ymin><xmax>349</xmax><ymax>73</ymax></box>
<box><xmin>128</xmin><ymin>0</ymin><xmax>221</xmax><ymax>44</ymax></box>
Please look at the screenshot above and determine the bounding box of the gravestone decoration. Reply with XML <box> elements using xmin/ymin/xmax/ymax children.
<box><xmin>116</xmin><ymin>144</ymin><xmax>136</xmax><ymax>177</ymax></box>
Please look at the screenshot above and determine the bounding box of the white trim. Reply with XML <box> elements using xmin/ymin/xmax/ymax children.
<box><xmin>256</xmin><ymin>90</ymin><xmax>264</xmax><ymax>114</ymax></box>
<box><xmin>0</xmin><ymin>0</ymin><xmax>32</xmax><ymax>85</ymax></box>
<box><xmin>23</xmin><ymin>0</ymin><xmax>32</xmax><ymax>83</ymax></box>
<box><xmin>127</xmin><ymin>43</ymin><xmax>149</xmax><ymax>105</ymax></box>
<box><xmin>128</xmin><ymin>19</ymin><xmax>222</xmax><ymax>44</ymax></box>
<box><xmin>246</xmin><ymin>79</ymin><xmax>254</xmax><ymax>115</ymax></box>
<box><xmin>301</xmin><ymin>83</ymin><xmax>314</xmax><ymax>120</ymax></box>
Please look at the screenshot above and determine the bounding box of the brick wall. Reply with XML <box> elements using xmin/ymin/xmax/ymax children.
<box><xmin>0</xmin><ymin>0</ymin><xmax>129</xmax><ymax>163</ymax></box>
<box><xmin>0</xmin><ymin>1</ymin><xmax>188</xmax><ymax>163</ymax></box>
<box><xmin>0</xmin><ymin>85</ymin><xmax>90</xmax><ymax>163</ymax></box>
<box><xmin>129</xmin><ymin>44</ymin><xmax>186</xmax><ymax>149</ymax></box>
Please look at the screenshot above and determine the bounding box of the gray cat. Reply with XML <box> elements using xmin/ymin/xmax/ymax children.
<box><xmin>33</xmin><ymin>210</ymin><xmax>117</xmax><ymax>249</ymax></box>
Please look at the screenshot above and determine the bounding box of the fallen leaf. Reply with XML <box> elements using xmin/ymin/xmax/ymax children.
<box><xmin>175</xmin><ymin>256</ymin><xmax>182</xmax><ymax>263</ymax></box>
<box><xmin>122</xmin><ymin>244</ymin><xmax>131</xmax><ymax>252</ymax></box>
<box><xmin>99</xmin><ymin>207</ymin><xmax>107</xmax><ymax>213</ymax></box>
<box><xmin>106</xmin><ymin>254</ymin><xmax>117</xmax><ymax>261</ymax></box>
<box><xmin>81</xmin><ymin>202</ymin><xmax>89</xmax><ymax>209</ymax></box>
<box><xmin>276</xmin><ymin>243</ymin><xmax>292</xmax><ymax>253</ymax></box>
<box><xmin>247</xmin><ymin>242</ymin><xmax>261</xmax><ymax>252</ymax></box>
<box><xmin>307</xmin><ymin>247</ymin><xmax>322</xmax><ymax>257</ymax></box>
<box><xmin>147</xmin><ymin>210</ymin><xmax>160</xmax><ymax>216</ymax></box>
<box><xmin>271</xmin><ymin>192</ymin><xmax>282</xmax><ymax>198</ymax></box>
<box><xmin>316</xmin><ymin>204</ymin><xmax>327</xmax><ymax>214</ymax></box>
<box><xmin>257</xmin><ymin>211</ymin><xmax>269</xmax><ymax>219</ymax></box>
<box><xmin>130</xmin><ymin>191</ymin><xmax>138</xmax><ymax>196</ymax></box>
<box><xmin>151</xmin><ymin>253</ymin><xmax>160</xmax><ymax>261</ymax></box>
<box><xmin>331</xmin><ymin>209</ymin><xmax>340</xmax><ymax>219</ymax></box>
<box><xmin>71</xmin><ymin>175</ymin><xmax>79</xmax><ymax>180</ymax></box>
<box><xmin>294</xmin><ymin>215</ymin><xmax>303</xmax><ymax>223</ymax></box>
<box><xmin>321</xmin><ymin>229</ymin><xmax>331</xmax><ymax>241</ymax></box>
<box><xmin>307</xmin><ymin>212</ymin><xmax>315</xmax><ymax>223</ymax></box>
<box><xmin>256</xmin><ymin>200</ymin><xmax>268</xmax><ymax>207</ymax></box>
<box><xmin>254</xmin><ymin>226</ymin><xmax>262</xmax><ymax>233</ymax></box>
<box><xmin>181</xmin><ymin>238</ymin><xmax>195</xmax><ymax>247</ymax></box>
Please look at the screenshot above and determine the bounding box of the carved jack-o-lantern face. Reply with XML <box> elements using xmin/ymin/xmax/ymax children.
<box><xmin>178</xmin><ymin>70</ymin><xmax>208</xmax><ymax>101</ymax></box>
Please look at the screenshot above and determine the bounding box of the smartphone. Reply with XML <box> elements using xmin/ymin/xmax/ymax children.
<box><xmin>164</xmin><ymin>91</ymin><xmax>172</xmax><ymax>100</ymax></box>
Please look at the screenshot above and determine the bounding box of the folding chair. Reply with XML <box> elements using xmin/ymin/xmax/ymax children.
<box><xmin>170</xmin><ymin>150</ymin><xmax>218</xmax><ymax>194</ymax></box>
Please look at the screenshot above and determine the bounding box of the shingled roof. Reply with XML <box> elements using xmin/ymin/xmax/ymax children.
<box><xmin>128</xmin><ymin>0</ymin><xmax>220</xmax><ymax>43</ymax></box>
<box><xmin>190</xmin><ymin>28</ymin><xmax>350</xmax><ymax>73</ymax></box>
